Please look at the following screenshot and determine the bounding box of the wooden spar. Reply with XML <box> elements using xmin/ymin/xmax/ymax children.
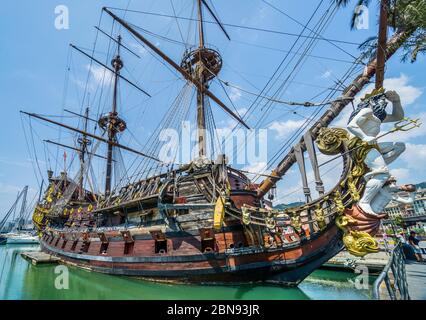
<box><xmin>200</xmin><ymin>0</ymin><xmax>231</xmax><ymax>40</ymax></box>
<box><xmin>102</xmin><ymin>7</ymin><xmax>249</xmax><ymax>129</ymax></box>
<box><xmin>197</xmin><ymin>0</ymin><xmax>207</xmax><ymax>157</ymax></box>
<box><xmin>94</xmin><ymin>26</ymin><xmax>141</xmax><ymax>59</ymax></box>
<box><xmin>257</xmin><ymin>30</ymin><xmax>413</xmax><ymax>198</ymax></box>
<box><xmin>44</xmin><ymin>140</ymin><xmax>109</xmax><ymax>161</ymax></box>
<box><xmin>375</xmin><ymin>0</ymin><xmax>389</xmax><ymax>90</ymax></box>
<box><xmin>20</xmin><ymin>111</ymin><xmax>160</xmax><ymax>162</ymax></box>
<box><xmin>70</xmin><ymin>44</ymin><xmax>151</xmax><ymax>97</ymax></box>
<box><xmin>64</xmin><ymin>109</ymin><xmax>98</xmax><ymax>123</ymax></box>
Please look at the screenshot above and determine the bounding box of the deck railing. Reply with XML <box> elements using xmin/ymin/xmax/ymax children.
<box><xmin>373</xmin><ymin>242</ymin><xmax>410</xmax><ymax>300</ymax></box>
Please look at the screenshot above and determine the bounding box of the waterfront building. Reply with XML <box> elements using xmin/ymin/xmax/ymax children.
<box><xmin>384</xmin><ymin>188</ymin><xmax>426</xmax><ymax>219</ymax></box>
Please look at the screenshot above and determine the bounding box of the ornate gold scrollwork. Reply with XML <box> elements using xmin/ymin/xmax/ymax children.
<box><xmin>265</xmin><ymin>214</ymin><xmax>276</xmax><ymax>230</ymax></box>
<box><xmin>343</xmin><ymin>230</ymin><xmax>379</xmax><ymax>257</ymax></box>
<box><xmin>242</xmin><ymin>206</ymin><xmax>251</xmax><ymax>225</ymax></box>
<box><xmin>333</xmin><ymin>190</ymin><xmax>345</xmax><ymax>215</ymax></box>
<box><xmin>335</xmin><ymin>213</ymin><xmax>379</xmax><ymax>257</ymax></box>
<box><xmin>314</xmin><ymin>203</ymin><xmax>326</xmax><ymax>230</ymax></box>
<box><xmin>290</xmin><ymin>213</ymin><xmax>302</xmax><ymax>233</ymax></box>
<box><xmin>316</xmin><ymin>127</ymin><xmax>381</xmax><ymax>257</ymax></box>
<box><xmin>347</xmin><ymin>174</ymin><xmax>360</xmax><ymax>202</ymax></box>
<box><xmin>316</xmin><ymin>127</ymin><xmax>349</xmax><ymax>155</ymax></box>
<box><xmin>347</xmin><ymin>137</ymin><xmax>378</xmax><ymax>178</ymax></box>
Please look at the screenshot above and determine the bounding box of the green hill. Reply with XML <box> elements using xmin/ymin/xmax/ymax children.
<box><xmin>416</xmin><ymin>182</ymin><xmax>426</xmax><ymax>189</ymax></box>
<box><xmin>273</xmin><ymin>202</ymin><xmax>304</xmax><ymax>210</ymax></box>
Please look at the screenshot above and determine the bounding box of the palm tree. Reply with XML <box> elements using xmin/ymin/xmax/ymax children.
<box><xmin>334</xmin><ymin>0</ymin><xmax>425</xmax><ymax>62</ymax></box>
<box><xmin>259</xmin><ymin>1</ymin><xmax>424</xmax><ymax>188</ymax></box>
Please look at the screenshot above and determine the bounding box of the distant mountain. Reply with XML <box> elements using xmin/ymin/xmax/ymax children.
<box><xmin>273</xmin><ymin>202</ymin><xmax>304</xmax><ymax>210</ymax></box>
<box><xmin>416</xmin><ymin>182</ymin><xmax>426</xmax><ymax>189</ymax></box>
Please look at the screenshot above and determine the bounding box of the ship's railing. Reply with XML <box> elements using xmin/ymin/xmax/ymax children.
<box><xmin>373</xmin><ymin>241</ymin><xmax>410</xmax><ymax>300</ymax></box>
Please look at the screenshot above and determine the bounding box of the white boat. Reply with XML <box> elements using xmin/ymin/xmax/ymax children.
<box><xmin>4</xmin><ymin>233</ymin><xmax>39</xmax><ymax>245</ymax></box>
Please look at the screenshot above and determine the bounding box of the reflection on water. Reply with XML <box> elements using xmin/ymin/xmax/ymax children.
<box><xmin>0</xmin><ymin>245</ymin><xmax>373</xmax><ymax>300</ymax></box>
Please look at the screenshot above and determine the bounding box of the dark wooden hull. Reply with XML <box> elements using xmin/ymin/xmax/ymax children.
<box><xmin>40</xmin><ymin>226</ymin><xmax>343</xmax><ymax>286</ymax></box>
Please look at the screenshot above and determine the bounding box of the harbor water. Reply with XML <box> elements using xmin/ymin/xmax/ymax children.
<box><xmin>0</xmin><ymin>244</ymin><xmax>375</xmax><ymax>300</ymax></box>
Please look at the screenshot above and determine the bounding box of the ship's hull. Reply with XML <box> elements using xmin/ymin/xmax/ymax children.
<box><xmin>40</xmin><ymin>225</ymin><xmax>343</xmax><ymax>286</ymax></box>
<box><xmin>0</xmin><ymin>236</ymin><xmax>6</xmax><ymax>245</ymax></box>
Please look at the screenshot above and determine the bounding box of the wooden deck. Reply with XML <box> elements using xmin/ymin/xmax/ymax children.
<box><xmin>21</xmin><ymin>251</ymin><xmax>60</xmax><ymax>265</ymax></box>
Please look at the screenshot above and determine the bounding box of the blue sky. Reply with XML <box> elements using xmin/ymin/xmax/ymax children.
<box><xmin>1</xmin><ymin>0</ymin><xmax>425</xmax><ymax>216</ymax></box>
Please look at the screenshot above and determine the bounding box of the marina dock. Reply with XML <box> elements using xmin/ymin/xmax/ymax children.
<box><xmin>323</xmin><ymin>250</ymin><xmax>388</xmax><ymax>272</ymax></box>
<box><xmin>20</xmin><ymin>251</ymin><xmax>60</xmax><ymax>265</ymax></box>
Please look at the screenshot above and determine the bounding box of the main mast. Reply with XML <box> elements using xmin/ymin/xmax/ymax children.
<box><xmin>102</xmin><ymin>35</ymin><xmax>127</xmax><ymax>196</ymax></box>
<box><xmin>196</xmin><ymin>0</ymin><xmax>207</xmax><ymax>158</ymax></box>
<box><xmin>180</xmin><ymin>1</ymin><xmax>225</xmax><ymax>159</ymax></box>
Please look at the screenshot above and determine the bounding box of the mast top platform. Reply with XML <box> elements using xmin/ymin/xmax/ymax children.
<box><xmin>181</xmin><ymin>46</ymin><xmax>222</xmax><ymax>82</ymax></box>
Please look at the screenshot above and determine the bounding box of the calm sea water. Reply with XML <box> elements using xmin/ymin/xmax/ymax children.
<box><xmin>0</xmin><ymin>244</ymin><xmax>374</xmax><ymax>300</ymax></box>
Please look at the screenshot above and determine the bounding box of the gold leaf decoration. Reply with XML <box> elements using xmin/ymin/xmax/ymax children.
<box><xmin>342</xmin><ymin>231</ymin><xmax>379</xmax><ymax>257</ymax></box>
<box><xmin>316</xmin><ymin>127</ymin><xmax>349</xmax><ymax>155</ymax></box>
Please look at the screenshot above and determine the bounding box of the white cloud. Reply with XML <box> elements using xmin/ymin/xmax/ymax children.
<box><xmin>390</xmin><ymin>168</ymin><xmax>410</xmax><ymax>181</ymax></box>
<box><xmin>321</xmin><ymin>70</ymin><xmax>332</xmax><ymax>79</ymax></box>
<box><xmin>382</xmin><ymin>74</ymin><xmax>423</xmax><ymax>105</ymax></box>
<box><xmin>269</xmin><ymin>119</ymin><xmax>305</xmax><ymax>138</ymax></box>
<box><xmin>128</xmin><ymin>42</ymin><xmax>147</xmax><ymax>56</ymax></box>
<box><xmin>0</xmin><ymin>183</ymin><xmax>22</xmax><ymax>196</ymax></box>
<box><xmin>229</xmin><ymin>87</ymin><xmax>242</xmax><ymax>102</ymax></box>
<box><xmin>242</xmin><ymin>161</ymin><xmax>268</xmax><ymax>175</ymax></box>
<box><xmin>88</xmin><ymin>64</ymin><xmax>113</xmax><ymax>86</ymax></box>
<box><xmin>400</xmin><ymin>143</ymin><xmax>426</xmax><ymax>171</ymax></box>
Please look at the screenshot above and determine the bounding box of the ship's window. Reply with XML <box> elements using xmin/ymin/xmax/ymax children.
<box><xmin>71</xmin><ymin>240</ymin><xmax>78</xmax><ymax>251</ymax></box>
<box><xmin>155</xmin><ymin>239</ymin><xmax>167</xmax><ymax>254</ymax></box>
<box><xmin>124</xmin><ymin>242</ymin><xmax>134</xmax><ymax>255</ymax></box>
<box><xmin>100</xmin><ymin>242</ymin><xmax>109</xmax><ymax>255</ymax></box>
<box><xmin>61</xmin><ymin>240</ymin><xmax>67</xmax><ymax>249</ymax></box>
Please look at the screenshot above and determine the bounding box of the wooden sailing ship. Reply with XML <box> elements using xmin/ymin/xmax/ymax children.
<box><xmin>24</xmin><ymin>2</ymin><xmax>414</xmax><ymax>285</ymax></box>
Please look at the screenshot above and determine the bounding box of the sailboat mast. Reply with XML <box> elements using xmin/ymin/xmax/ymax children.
<box><xmin>196</xmin><ymin>0</ymin><xmax>207</xmax><ymax>158</ymax></box>
<box><xmin>105</xmin><ymin>35</ymin><xmax>124</xmax><ymax>196</ymax></box>
<box><xmin>78</xmin><ymin>107</ymin><xmax>90</xmax><ymax>200</ymax></box>
<box><xmin>18</xmin><ymin>186</ymin><xmax>28</xmax><ymax>230</ymax></box>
